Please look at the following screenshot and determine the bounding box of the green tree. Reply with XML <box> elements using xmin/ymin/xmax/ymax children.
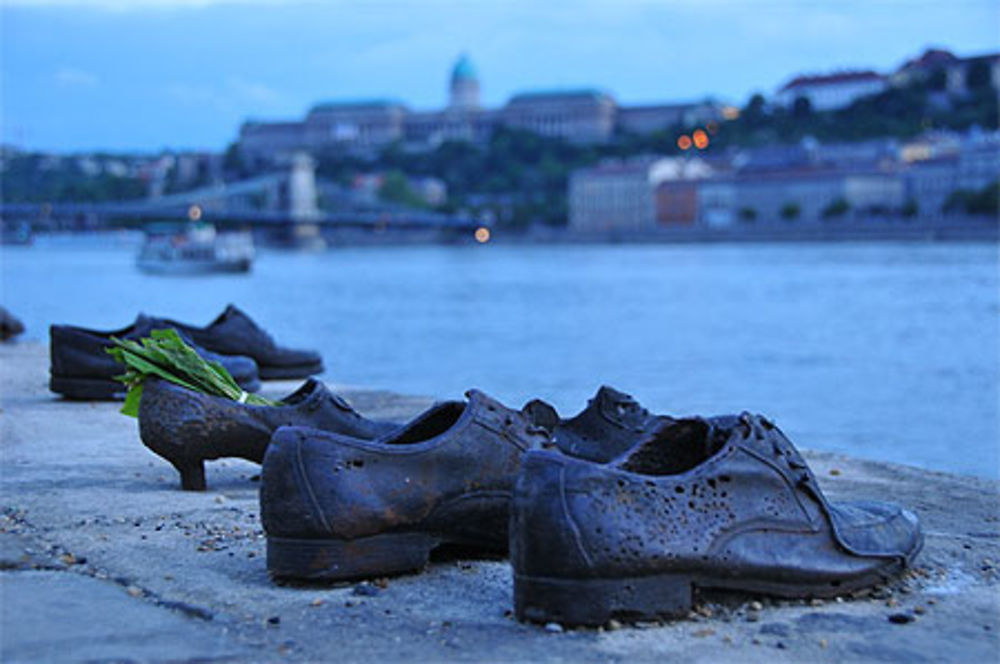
<box><xmin>966</xmin><ymin>60</ymin><xmax>993</xmax><ymax>90</ymax></box>
<box><xmin>780</xmin><ymin>202</ymin><xmax>801</xmax><ymax>220</ymax></box>
<box><xmin>821</xmin><ymin>197</ymin><xmax>849</xmax><ymax>219</ymax></box>
<box><xmin>378</xmin><ymin>170</ymin><xmax>427</xmax><ymax>208</ymax></box>
<box><xmin>792</xmin><ymin>96</ymin><xmax>813</xmax><ymax>119</ymax></box>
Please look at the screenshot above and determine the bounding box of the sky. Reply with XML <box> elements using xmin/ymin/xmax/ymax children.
<box><xmin>2</xmin><ymin>0</ymin><xmax>998</xmax><ymax>153</ymax></box>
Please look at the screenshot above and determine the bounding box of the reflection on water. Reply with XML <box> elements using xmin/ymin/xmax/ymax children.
<box><xmin>2</xmin><ymin>239</ymin><xmax>997</xmax><ymax>478</ymax></box>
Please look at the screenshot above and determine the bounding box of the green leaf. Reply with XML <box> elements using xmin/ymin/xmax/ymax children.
<box><xmin>120</xmin><ymin>382</ymin><xmax>144</xmax><ymax>417</ymax></box>
<box><xmin>105</xmin><ymin>329</ymin><xmax>280</xmax><ymax>412</ymax></box>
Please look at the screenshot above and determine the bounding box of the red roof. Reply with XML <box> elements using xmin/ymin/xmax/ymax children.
<box><xmin>897</xmin><ymin>48</ymin><xmax>959</xmax><ymax>73</ymax></box>
<box><xmin>780</xmin><ymin>70</ymin><xmax>884</xmax><ymax>92</ymax></box>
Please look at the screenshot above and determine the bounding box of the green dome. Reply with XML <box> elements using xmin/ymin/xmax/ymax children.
<box><xmin>451</xmin><ymin>54</ymin><xmax>477</xmax><ymax>83</ymax></box>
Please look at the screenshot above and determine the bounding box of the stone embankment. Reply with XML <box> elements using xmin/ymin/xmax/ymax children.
<box><xmin>1</xmin><ymin>343</ymin><xmax>997</xmax><ymax>662</ymax></box>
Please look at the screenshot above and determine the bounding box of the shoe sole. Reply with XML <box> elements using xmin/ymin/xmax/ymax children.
<box><xmin>514</xmin><ymin>562</ymin><xmax>905</xmax><ymax>627</ymax></box>
<box><xmin>267</xmin><ymin>533</ymin><xmax>441</xmax><ymax>581</ymax></box>
<box><xmin>258</xmin><ymin>362</ymin><xmax>324</xmax><ymax>380</ymax></box>
<box><xmin>50</xmin><ymin>376</ymin><xmax>127</xmax><ymax>400</ymax></box>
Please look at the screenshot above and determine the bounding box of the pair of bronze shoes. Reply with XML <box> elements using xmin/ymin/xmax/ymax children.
<box><xmin>137</xmin><ymin>381</ymin><xmax>923</xmax><ymax>626</ymax></box>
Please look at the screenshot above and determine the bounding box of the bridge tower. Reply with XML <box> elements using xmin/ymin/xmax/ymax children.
<box><xmin>286</xmin><ymin>152</ymin><xmax>325</xmax><ymax>249</ymax></box>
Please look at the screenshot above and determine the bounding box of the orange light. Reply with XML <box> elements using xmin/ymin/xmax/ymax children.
<box><xmin>474</xmin><ymin>227</ymin><xmax>491</xmax><ymax>243</ymax></box>
<box><xmin>693</xmin><ymin>129</ymin><xmax>709</xmax><ymax>149</ymax></box>
<box><xmin>677</xmin><ymin>135</ymin><xmax>693</xmax><ymax>151</ymax></box>
<box><xmin>187</xmin><ymin>204</ymin><xmax>203</xmax><ymax>221</ymax></box>
<box><xmin>722</xmin><ymin>106</ymin><xmax>740</xmax><ymax>120</ymax></box>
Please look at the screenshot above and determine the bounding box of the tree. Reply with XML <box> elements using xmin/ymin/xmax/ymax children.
<box><xmin>821</xmin><ymin>197</ymin><xmax>849</xmax><ymax>219</ymax></box>
<box><xmin>780</xmin><ymin>202</ymin><xmax>801</xmax><ymax>220</ymax></box>
<box><xmin>902</xmin><ymin>198</ymin><xmax>919</xmax><ymax>218</ymax></box>
<box><xmin>739</xmin><ymin>207</ymin><xmax>757</xmax><ymax>222</ymax></box>
<box><xmin>966</xmin><ymin>60</ymin><xmax>993</xmax><ymax>90</ymax></box>
<box><xmin>792</xmin><ymin>96</ymin><xmax>813</xmax><ymax>119</ymax></box>
<box><xmin>378</xmin><ymin>170</ymin><xmax>427</xmax><ymax>208</ymax></box>
<box><xmin>742</xmin><ymin>93</ymin><xmax>768</xmax><ymax>128</ymax></box>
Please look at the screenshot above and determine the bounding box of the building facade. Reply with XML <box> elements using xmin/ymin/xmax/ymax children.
<box><xmin>238</xmin><ymin>55</ymin><xmax>724</xmax><ymax>164</ymax></box>
<box><xmin>774</xmin><ymin>71</ymin><xmax>888</xmax><ymax>111</ymax></box>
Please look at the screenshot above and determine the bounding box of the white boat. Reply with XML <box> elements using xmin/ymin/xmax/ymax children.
<box><xmin>137</xmin><ymin>223</ymin><xmax>254</xmax><ymax>275</ymax></box>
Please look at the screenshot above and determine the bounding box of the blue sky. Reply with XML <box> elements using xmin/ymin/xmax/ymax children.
<box><xmin>2</xmin><ymin>0</ymin><xmax>998</xmax><ymax>153</ymax></box>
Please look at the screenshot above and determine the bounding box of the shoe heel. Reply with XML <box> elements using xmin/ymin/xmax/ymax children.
<box><xmin>268</xmin><ymin>532</ymin><xmax>439</xmax><ymax>582</ymax></box>
<box><xmin>174</xmin><ymin>460</ymin><xmax>206</xmax><ymax>491</ymax></box>
<box><xmin>514</xmin><ymin>573</ymin><xmax>693</xmax><ymax>626</ymax></box>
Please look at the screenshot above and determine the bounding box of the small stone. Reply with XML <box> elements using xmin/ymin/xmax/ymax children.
<box><xmin>59</xmin><ymin>554</ymin><xmax>77</xmax><ymax>565</ymax></box>
<box><xmin>809</xmin><ymin>598</ymin><xmax>824</xmax><ymax>607</ymax></box>
<box><xmin>353</xmin><ymin>582</ymin><xmax>379</xmax><ymax>597</ymax></box>
<box><xmin>746</xmin><ymin>612</ymin><xmax>760</xmax><ymax>623</ymax></box>
<box><xmin>214</xmin><ymin>496</ymin><xmax>226</xmax><ymax>504</ymax></box>
<box><xmin>927</xmin><ymin>598</ymin><xmax>937</xmax><ymax>605</ymax></box>
<box><xmin>310</xmin><ymin>598</ymin><xmax>324</xmax><ymax>607</ymax></box>
<box><xmin>749</xmin><ymin>601</ymin><xmax>763</xmax><ymax>611</ymax></box>
<box><xmin>819</xmin><ymin>638</ymin><xmax>828</xmax><ymax>649</ymax></box>
<box><xmin>607</xmin><ymin>619</ymin><xmax>622</xmax><ymax>631</ymax></box>
<box><xmin>888</xmin><ymin>613</ymin><xmax>915</xmax><ymax>625</ymax></box>
<box><xmin>775</xmin><ymin>641</ymin><xmax>787</xmax><ymax>650</ymax></box>
<box><xmin>696</xmin><ymin>606</ymin><xmax>713</xmax><ymax>618</ymax></box>
<box><xmin>267</xmin><ymin>616</ymin><xmax>281</xmax><ymax>626</ymax></box>
<box><xmin>752</xmin><ymin>638</ymin><xmax>762</xmax><ymax>646</ymax></box>
<box><xmin>126</xmin><ymin>585</ymin><xmax>143</xmax><ymax>598</ymax></box>
<box><xmin>829</xmin><ymin>469</ymin><xmax>841</xmax><ymax>476</ymax></box>
<box><xmin>373</xmin><ymin>577</ymin><xmax>390</xmax><ymax>589</ymax></box>
<box><xmin>914</xmin><ymin>606</ymin><xmax>926</xmax><ymax>615</ymax></box>
<box><xmin>692</xmin><ymin>628</ymin><xmax>715</xmax><ymax>638</ymax></box>
<box><xmin>886</xmin><ymin>598</ymin><xmax>899</xmax><ymax>608</ymax></box>
<box><xmin>544</xmin><ymin>622</ymin><xmax>564</xmax><ymax>633</ymax></box>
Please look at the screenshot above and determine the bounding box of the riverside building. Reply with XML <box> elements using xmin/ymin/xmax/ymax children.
<box><xmin>237</xmin><ymin>55</ymin><xmax>724</xmax><ymax>167</ymax></box>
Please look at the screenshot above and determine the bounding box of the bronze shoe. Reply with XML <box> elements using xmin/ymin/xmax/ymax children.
<box><xmin>138</xmin><ymin>377</ymin><xmax>398</xmax><ymax>490</ymax></box>
<box><xmin>261</xmin><ymin>389</ymin><xmax>551</xmax><ymax>581</ymax></box>
<box><xmin>511</xmin><ymin>413</ymin><xmax>923</xmax><ymax>626</ymax></box>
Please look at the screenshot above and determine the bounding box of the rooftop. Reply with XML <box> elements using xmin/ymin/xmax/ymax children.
<box><xmin>507</xmin><ymin>89</ymin><xmax>613</xmax><ymax>105</ymax></box>
<box><xmin>451</xmin><ymin>54</ymin><xmax>477</xmax><ymax>83</ymax></box>
<box><xmin>309</xmin><ymin>99</ymin><xmax>408</xmax><ymax>114</ymax></box>
<box><xmin>780</xmin><ymin>70</ymin><xmax>884</xmax><ymax>91</ymax></box>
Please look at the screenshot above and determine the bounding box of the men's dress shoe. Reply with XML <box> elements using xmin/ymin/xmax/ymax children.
<box><xmin>49</xmin><ymin>318</ymin><xmax>260</xmax><ymax>400</ymax></box>
<box><xmin>260</xmin><ymin>390</ymin><xmax>551</xmax><ymax>582</ymax></box>
<box><xmin>511</xmin><ymin>413</ymin><xmax>923</xmax><ymax>626</ymax></box>
<box><xmin>138</xmin><ymin>377</ymin><xmax>399</xmax><ymax>491</ymax></box>
<box><xmin>146</xmin><ymin>304</ymin><xmax>323</xmax><ymax>379</ymax></box>
<box><xmin>522</xmin><ymin>385</ymin><xmax>673</xmax><ymax>462</ymax></box>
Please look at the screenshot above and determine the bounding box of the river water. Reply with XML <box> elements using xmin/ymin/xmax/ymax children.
<box><xmin>2</xmin><ymin>236</ymin><xmax>997</xmax><ymax>478</ymax></box>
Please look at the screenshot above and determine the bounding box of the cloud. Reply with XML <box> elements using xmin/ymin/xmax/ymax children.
<box><xmin>163</xmin><ymin>78</ymin><xmax>283</xmax><ymax>109</ymax></box>
<box><xmin>54</xmin><ymin>66</ymin><xmax>100</xmax><ymax>87</ymax></box>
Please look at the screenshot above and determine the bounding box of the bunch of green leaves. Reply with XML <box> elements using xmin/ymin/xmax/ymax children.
<box><xmin>107</xmin><ymin>328</ymin><xmax>278</xmax><ymax>416</ymax></box>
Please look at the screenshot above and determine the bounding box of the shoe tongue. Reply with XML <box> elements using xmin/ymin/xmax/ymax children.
<box><xmin>593</xmin><ymin>385</ymin><xmax>645</xmax><ymax>423</ymax></box>
<box><xmin>594</xmin><ymin>385</ymin><xmax>636</xmax><ymax>407</ymax></box>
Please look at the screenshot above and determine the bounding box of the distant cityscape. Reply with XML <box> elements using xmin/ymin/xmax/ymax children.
<box><xmin>1</xmin><ymin>46</ymin><xmax>997</xmax><ymax>239</ymax></box>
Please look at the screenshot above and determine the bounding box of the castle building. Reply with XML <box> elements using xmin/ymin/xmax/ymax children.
<box><xmin>237</xmin><ymin>55</ymin><xmax>723</xmax><ymax>166</ymax></box>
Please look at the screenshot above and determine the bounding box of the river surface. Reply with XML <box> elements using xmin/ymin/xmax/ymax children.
<box><xmin>2</xmin><ymin>236</ymin><xmax>997</xmax><ymax>478</ymax></box>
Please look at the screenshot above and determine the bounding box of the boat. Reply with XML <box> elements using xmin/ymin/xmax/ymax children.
<box><xmin>137</xmin><ymin>223</ymin><xmax>254</xmax><ymax>275</ymax></box>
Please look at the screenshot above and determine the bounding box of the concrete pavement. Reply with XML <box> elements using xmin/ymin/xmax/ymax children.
<box><xmin>1</xmin><ymin>342</ymin><xmax>998</xmax><ymax>662</ymax></box>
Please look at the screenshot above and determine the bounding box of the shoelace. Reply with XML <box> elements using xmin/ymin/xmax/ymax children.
<box><xmin>740</xmin><ymin>412</ymin><xmax>818</xmax><ymax>494</ymax></box>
